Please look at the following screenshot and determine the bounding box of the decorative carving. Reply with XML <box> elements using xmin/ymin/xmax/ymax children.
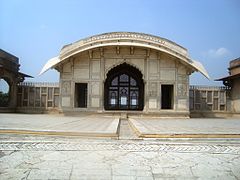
<box><xmin>88</xmin><ymin>50</ymin><xmax>93</xmax><ymax>59</ymax></box>
<box><xmin>105</xmin><ymin>61</ymin><xmax>144</xmax><ymax>80</ymax></box>
<box><xmin>91</xmin><ymin>97</ymin><xmax>100</xmax><ymax>107</ymax></box>
<box><xmin>149</xmin><ymin>98</ymin><xmax>157</xmax><ymax>109</ymax></box>
<box><xmin>61</xmin><ymin>81</ymin><xmax>71</xmax><ymax>95</ymax></box>
<box><xmin>92</xmin><ymin>61</ymin><xmax>100</xmax><ymax>73</ymax></box>
<box><xmin>178</xmin><ymin>74</ymin><xmax>187</xmax><ymax>82</ymax></box>
<box><xmin>149</xmin><ymin>60</ymin><xmax>158</xmax><ymax>74</ymax></box>
<box><xmin>116</xmin><ymin>46</ymin><xmax>120</xmax><ymax>54</ymax></box>
<box><xmin>149</xmin><ymin>82</ymin><xmax>157</xmax><ymax>97</ymax></box>
<box><xmin>147</xmin><ymin>49</ymin><xmax>150</xmax><ymax>57</ymax></box>
<box><xmin>178</xmin><ymin>83</ymin><xmax>187</xmax><ymax>98</ymax></box>
<box><xmin>62</xmin><ymin>97</ymin><xmax>70</xmax><ymax>107</ymax></box>
<box><xmin>100</xmin><ymin>48</ymin><xmax>104</xmax><ymax>57</ymax></box>
<box><xmin>130</xmin><ymin>46</ymin><xmax>134</xmax><ymax>55</ymax></box>
<box><xmin>160</xmin><ymin>69</ymin><xmax>176</xmax><ymax>81</ymax></box>
<box><xmin>91</xmin><ymin>82</ymin><xmax>100</xmax><ymax>95</ymax></box>
<box><xmin>60</xmin><ymin>32</ymin><xmax>188</xmax><ymax>61</ymax></box>
<box><xmin>177</xmin><ymin>75</ymin><xmax>188</xmax><ymax>98</ymax></box>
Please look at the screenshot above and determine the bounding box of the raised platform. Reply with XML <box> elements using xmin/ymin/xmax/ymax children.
<box><xmin>129</xmin><ymin>118</ymin><xmax>240</xmax><ymax>138</ymax></box>
<box><xmin>0</xmin><ymin>113</ymin><xmax>240</xmax><ymax>139</ymax></box>
<box><xmin>0</xmin><ymin>114</ymin><xmax>119</xmax><ymax>138</ymax></box>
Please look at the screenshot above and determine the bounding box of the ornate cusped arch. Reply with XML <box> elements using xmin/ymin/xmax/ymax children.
<box><xmin>104</xmin><ymin>63</ymin><xmax>144</xmax><ymax>110</ymax></box>
<box><xmin>104</xmin><ymin>59</ymin><xmax>144</xmax><ymax>81</ymax></box>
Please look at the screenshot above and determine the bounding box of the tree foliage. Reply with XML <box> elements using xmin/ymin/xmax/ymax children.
<box><xmin>0</xmin><ymin>91</ymin><xmax>9</xmax><ymax>107</ymax></box>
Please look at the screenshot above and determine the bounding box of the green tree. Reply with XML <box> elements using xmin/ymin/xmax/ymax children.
<box><xmin>0</xmin><ymin>91</ymin><xmax>9</xmax><ymax>107</ymax></box>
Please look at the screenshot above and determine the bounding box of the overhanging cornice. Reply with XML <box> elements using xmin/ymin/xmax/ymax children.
<box><xmin>40</xmin><ymin>32</ymin><xmax>209</xmax><ymax>79</ymax></box>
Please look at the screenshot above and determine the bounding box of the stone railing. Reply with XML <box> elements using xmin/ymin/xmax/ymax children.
<box><xmin>189</xmin><ymin>85</ymin><xmax>231</xmax><ymax>112</ymax></box>
<box><xmin>18</xmin><ymin>82</ymin><xmax>59</xmax><ymax>87</ymax></box>
<box><xmin>17</xmin><ymin>82</ymin><xmax>59</xmax><ymax>109</ymax></box>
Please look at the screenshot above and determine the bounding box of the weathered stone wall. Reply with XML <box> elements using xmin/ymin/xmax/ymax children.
<box><xmin>16</xmin><ymin>82</ymin><xmax>59</xmax><ymax>113</ymax></box>
<box><xmin>231</xmin><ymin>78</ymin><xmax>240</xmax><ymax>113</ymax></box>
<box><xmin>0</xmin><ymin>70</ymin><xmax>18</xmax><ymax>110</ymax></box>
<box><xmin>189</xmin><ymin>85</ymin><xmax>234</xmax><ymax>117</ymax></box>
<box><xmin>0</xmin><ymin>49</ymin><xmax>31</xmax><ymax>112</ymax></box>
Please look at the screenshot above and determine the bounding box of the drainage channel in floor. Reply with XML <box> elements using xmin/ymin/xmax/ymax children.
<box><xmin>118</xmin><ymin>118</ymin><xmax>139</xmax><ymax>140</ymax></box>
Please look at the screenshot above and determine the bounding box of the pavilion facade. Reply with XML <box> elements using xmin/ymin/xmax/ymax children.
<box><xmin>40</xmin><ymin>32</ymin><xmax>209</xmax><ymax>117</ymax></box>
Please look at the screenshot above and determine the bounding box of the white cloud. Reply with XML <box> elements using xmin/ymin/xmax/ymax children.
<box><xmin>205</xmin><ymin>47</ymin><xmax>230</xmax><ymax>58</ymax></box>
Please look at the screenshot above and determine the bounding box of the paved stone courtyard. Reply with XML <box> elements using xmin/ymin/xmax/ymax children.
<box><xmin>0</xmin><ymin>134</ymin><xmax>240</xmax><ymax>180</ymax></box>
<box><xmin>1</xmin><ymin>113</ymin><xmax>240</xmax><ymax>138</ymax></box>
<box><xmin>0</xmin><ymin>114</ymin><xmax>240</xmax><ymax>179</ymax></box>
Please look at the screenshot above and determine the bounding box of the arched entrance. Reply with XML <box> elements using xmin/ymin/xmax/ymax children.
<box><xmin>0</xmin><ymin>78</ymin><xmax>10</xmax><ymax>107</ymax></box>
<box><xmin>104</xmin><ymin>63</ymin><xmax>144</xmax><ymax>110</ymax></box>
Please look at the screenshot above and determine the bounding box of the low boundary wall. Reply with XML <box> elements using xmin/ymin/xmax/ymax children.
<box><xmin>2</xmin><ymin>82</ymin><xmax>235</xmax><ymax>117</ymax></box>
<box><xmin>16</xmin><ymin>82</ymin><xmax>59</xmax><ymax>113</ymax></box>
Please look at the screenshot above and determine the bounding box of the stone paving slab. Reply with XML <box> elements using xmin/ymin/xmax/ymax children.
<box><xmin>129</xmin><ymin>118</ymin><xmax>240</xmax><ymax>138</ymax></box>
<box><xmin>0</xmin><ymin>114</ymin><xmax>119</xmax><ymax>137</ymax></box>
<box><xmin>0</xmin><ymin>137</ymin><xmax>240</xmax><ymax>179</ymax></box>
<box><xmin>0</xmin><ymin>140</ymin><xmax>239</xmax><ymax>154</ymax></box>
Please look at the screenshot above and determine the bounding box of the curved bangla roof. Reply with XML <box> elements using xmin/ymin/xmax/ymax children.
<box><xmin>40</xmin><ymin>32</ymin><xmax>209</xmax><ymax>79</ymax></box>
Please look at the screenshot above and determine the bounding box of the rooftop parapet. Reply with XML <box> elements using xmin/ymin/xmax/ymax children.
<box><xmin>60</xmin><ymin>32</ymin><xmax>189</xmax><ymax>61</ymax></box>
<box><xmin>229</xmin><ymin>57</ymin><xmax>240</xmax><ymax>75</ymax></box>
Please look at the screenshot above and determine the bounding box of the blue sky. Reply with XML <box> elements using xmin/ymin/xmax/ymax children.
<box><xmin>0</xmin><ymin>0</ymin><xmax>240</xmax><ymax>87</ymax></box>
